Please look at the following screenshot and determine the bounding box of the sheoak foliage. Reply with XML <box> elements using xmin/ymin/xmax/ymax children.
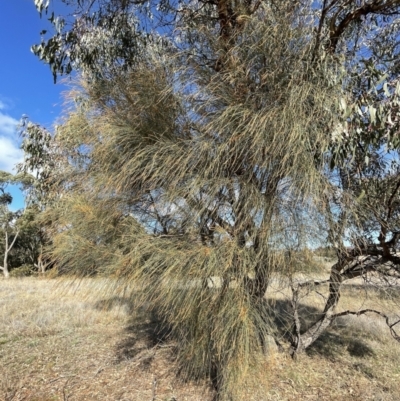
<box><xmin>24</xmin><ymin>0</ymin><xmax>400</xmax><ymax>399</ymax></box>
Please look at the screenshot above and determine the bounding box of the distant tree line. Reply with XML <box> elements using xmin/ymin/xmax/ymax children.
<box><xmin>0</xmin><ymin>171</ymin><xmax>51</xmax><ymax>277</ymax></box>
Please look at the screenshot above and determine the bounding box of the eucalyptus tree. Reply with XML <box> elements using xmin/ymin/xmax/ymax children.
<box><xmin>0</xmin><ymin>172</ymin><xmax>35</xmax><ymax>277</ymax></box>
<box><xmin>0</xmin><ymin>172</ymin><xmax>19</xmax><ymax>278</ymax></box>
<box><xmin>27</xmin><ymin>0</ymin><xmax>400</xmax><ymax>399</ymax></box>
<box><xmin>9</xmin><ymin>205</ymin><xmax>50</xmax><ymax>274</ymax></box>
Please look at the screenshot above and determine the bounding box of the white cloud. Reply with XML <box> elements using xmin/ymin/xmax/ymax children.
<box><xmin>0</xmin><ymin>100</ymin><xmax>6</xmax><ymax>110</ymax></box>
<box><xmin>0</xmin><ymin>111</ymin><xmax>22</xmax><ymax>173</ymax></box>
<box><xmin>0</xmin><ymin>112</ymin><xmax>19</xmax><ymax>136</ymax></box>
<box><xmin>0</xmin><ymin>136</ymin><xmax>23</xmax><ymax>173</ymax></box>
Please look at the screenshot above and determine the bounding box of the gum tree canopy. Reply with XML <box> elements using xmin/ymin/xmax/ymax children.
<box><xmin>27</xmin><ymin>0</ymin><xmax>400</xmax><ymax>399</ymax></box>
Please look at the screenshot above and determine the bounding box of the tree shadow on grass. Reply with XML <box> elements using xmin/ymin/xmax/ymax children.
<box><xmin>266</xmin><ymin>298</ymin><xmax>376</xmax><ymax>360</ymax></box>
<box><xmin>307</xmin><ymin>330</ymin><xmax>375</xmax><ymax>360</ymax></box>
<box><xmin>117</xmin><ymin>309</ymin><xmax>172</xmax><ymax>361</ymax></box>
<box><xmin>94</xmin><ymin>296</ymin><xmax>174</xmax><ymax>365</ymax></box>
<box><xmin>94</xmin><ymin>294</ymin><xmax>376</xmax><ymax>372</ymax></box>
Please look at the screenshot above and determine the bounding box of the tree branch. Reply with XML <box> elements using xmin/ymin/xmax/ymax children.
<box><xmin>312</xmin><ymin>0</ymin><xmax>329</xmax><ymax>62</ymax></box>
<box><xmin>329</xmin><ymin>1</ymin><xmax>400</xmax><ymax>53</ymax></box>
<box><xmin>332</xmin><ymin>308</ymin><xmax>400</xmax><ymax>342</ymax></box>
<box><xmin>378</xmin><ymin>179</ymin><xmax>400</xmax><ymax>256</ymax></box>
<box><xmin>7</xmin><ymin>230</ymin><xmax>19</xmax><ymax>252</ymax></box>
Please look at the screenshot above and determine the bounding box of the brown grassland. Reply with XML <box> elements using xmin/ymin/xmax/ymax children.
<box><xmin>1</xmin><ymin>276</ymin><xmax>400</xmax><ymax>401</ymax></box>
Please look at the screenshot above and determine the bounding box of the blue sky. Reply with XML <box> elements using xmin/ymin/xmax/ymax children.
<box><xmin>0</xmin><ymin>0</ymin><xmax>68</xmax><ymax>210</ymax></box>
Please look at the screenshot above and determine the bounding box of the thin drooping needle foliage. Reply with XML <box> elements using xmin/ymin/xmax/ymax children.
<box><xmin>39</xmin><ymin>14</ymin><xmax>343</xmax><ymax>398</ymax></box>
<box><xmin>22</xmin><ymin>1</ymin><xmax>400</xmax><ymax>400</ymax></box>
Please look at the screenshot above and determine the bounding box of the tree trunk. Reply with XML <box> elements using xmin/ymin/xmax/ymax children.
<box><xmin>290</xmin><ymin>262</ymin><xmax>343</xmax><ymax>356</ymax></box>
<box><xmin>3</xmin><ymin>262</ymin><xmax>9</xmax><ymax>278</ymax></box>
<box><xmin>36</xmin><ymin>248</ymin><xmax>46</xmax><ymax>274</ymax></box>
<box><xmin>1</xmin><ymin>248</ymin><xmax>10</xmax><ymax>278</ymax></box>
<box><xmin>1</xmin><ymin>231</ymin><xmax>10</xmax><ymax>278</ymax></box>
<box><xmin>1</xmin><ymin>230</ymin><xmax>18</xmax><ymax>279</ymax></box>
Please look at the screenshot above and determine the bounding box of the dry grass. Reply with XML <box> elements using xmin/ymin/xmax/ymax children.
<box><xmin>0</xmin><ymin>277</ymin><xmax>213</xmax><ymax>401</ymax></box>
<box><xmin>1</xmin><ymin>277</ymin><xmax>400</xmax><ymax>401</ymax></box>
